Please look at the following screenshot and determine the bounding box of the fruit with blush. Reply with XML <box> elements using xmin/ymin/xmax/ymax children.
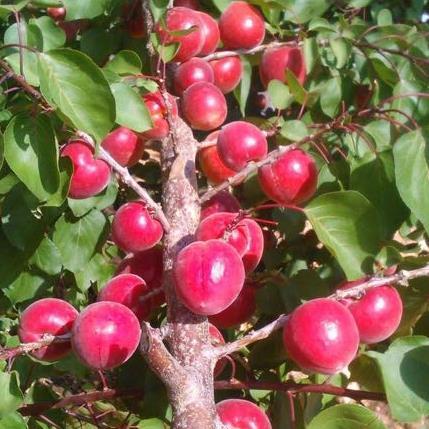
<box><xmin>47</xmin><ymin>7</ymin><xmax>66</xmax><ymax>21</ymax></box>
<box><xmin>155</xmin><ymin>7</ymin><xmax>204</xmax><ymax>62</ymax></box>
<box><xmin>71</xmin><ymin>302</ymin><xmax>141</xmax><ymax>370</ymax></box>
<box><xmin>258</xmin><ymin>149</ymin><xmax>317</xmax><ymax>206</ymax></box>
<box><xmin>173</xmin><ymin>58</ymin><xmax>214</xmax><ymax>96</ymax></box>
<box><xmin>217</xmin><ymin>399</ymin><xmax>272</xmax><ymax>429</ymax></box>
<box><xmin>112</xmin><ymin>201</ymin><xmax>163</xmax><ymax>254</ymax></box>
<box><xmin>283</xmin><ymin>298</ymin><xmax>359</xmax><ymax>374</ymax></box>
<box><xmin>18</xmin><ymin>298</ymin><xmax>78</xmax><ymax>361</ymax></box>
<box><xmin>241</xmin><ymin>218</ymin><xmax>264</xmax><ymax>272</ymax></box>
<box><xmin>210</xmin><ymin>56</ymin><xmax>243</xmax><ymax>94</ymax></box>
<box><xmin>217</xmin><ymin>121</ymin><xmax>268</xmax><ymax>171</ymax></box>
<box><xmin>196</xmin><ymin>12</ymin><xmax>220</xmax><ymax>55</ymax></box>
<box><xmin>182</xmin><ymin>82</ymin><xmax>227</xmax><ymax>131</ymax></box>
<box><xmin>141</xmin><ymin>91</ymin><xmax>178</xmax><ymax>140</ymax></box>
<box><xmin>209</xmin><ymin>323</ymin><xmax>228</xmax><ymax>377</ymax></box>
<box><xmin>174</xmin><ymin>239</ymin><xmax>245</xmax><ymax>315</ymax></box>
<box><xmin>210</xmin><ymin>282</ymin><xmax>256</xmax><ymax>328</ymax></box>
<box><xmin>98</xmin><ymin>274</ymin><xmax>152</xmax><ymax>321</ymax></box>
<box><xmin>219</xmin><ymin>1</ymin><xmax>265</xmax><ymax>49</ymax></box>
<box><xmin>61</xmin><ymin>141</ymin><xmax>111</xmax><ymax>199</ymax></box>
<box><xmin>199</xmin><ymin>131</ymin><xmax>236</xmax><ymax>184</ymax></box>
<box><xmin>259</xmin><ymin>46</ymin><xmax>306</xmax><ymax>88</ymax></box>
<box><xmin>201</xmin><ymin>191</ymin><xmax>241</xmax><ymax>219</ymax></box>
<box><xmin>101</xmin><ymin>127</ymin><xmax>145</xmax><ymax>167</ymax></box>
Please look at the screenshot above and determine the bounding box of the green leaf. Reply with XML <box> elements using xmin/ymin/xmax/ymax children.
<box><xmin>38</xmin><ymin>49</ymin><xmax>115</xmax><ymax>143</ymax></box>
<box><xmin>377</xmin><ymin>9</ymin><xmax>393</xmax><ymax>26</ymax></box>
<box><xmin>267</xmin><ymin>80</ymin><xmax>293</xmax><ymax>110</ymax></box>
<box><xmin>307</xmin><ymin>404</ymin><xmax>386</xmax><ymax>429</ymax></box>
<box><xmin>233</xmin><ymin>55</ymin><xmax>252</xmax><ymax>116</ymax></box>
<box><xmin>4</xmin><ymin>114</ymin><xmax>61</xmax><ymax>204</ymax></box>
<box><xmin>28</xmin><ymin>16</ymin><xmax>66</xmax><ymax>51</ymax></box>
<box><xmin>80</xmin><ymin>27</ymin><xmax>122</xmax><ymax>65</ymax></box>
<box><xmin>62</xmin><ymin>0</ymin><xmax>107</xmax><ymax>20</ymax></box>
<box><xmin>283</xmin><ymin>0</ymin><xmax>333</xmax><ymax>24</ymax></box>
<box><xmin>52</xmin><ymin>210</ymin><xmax>107</xmax><ymax>273</ymax></box>
<box><xmin>303</xmin><ymin>37</ymin><xmax>319</xmax><ymax>73</ymax></box>
<box><xmin>305</xmin><ymin>191</ymin><xmax>383</xmax><ymax>279</ymax></box>
<box><xmin>286</xmin><ymin>69</ymin><xmax>309</xmax><ymax>105</ymax></box>
<box><xmin>391</xmin><ymin>80</ymin><xmax>429</xmax><ymax>124</ymax></box>
<box><xmin>4</xmin><ymin>271</ymin><xmax>46</xmax><ymax>304</ymax></box>
<box><xmin>110</xmin><ymin>82</ymin><xmax>152</xmax><ymax>132</ymax></box>
<box><xmin>30</xmin><ymin>237</ymin><xmax>63</xmax><ymax>276</ymax></box>
<box><xmin>104</xmin><ymin>50</ymin><xmax>142</xmax><ymax>75</ymax></box>
<box><xmin>0</xmin><ymin>133</ymin><xmax>4</xmax><ymax>171</ymax></box>
<box><xmin>138</xmin><ymin>418</ymin><xmax>165</xmax><ymax>429</ymax></box>
<box><xmin>320</xmin><ymin>77</ymin><xmax>341</xmax><ymax>117</ymax></box>
<box><xmin>74</xmin><ymin>253</ymin><xmax>116</xmax><ymax>292</ymax></box>
<box><xmin>0</xmin><ymin>2</ymin><xmax>31</xmax><ymax>20</ymax></box>
<box><xmin>0</xmin><ymin>371</ymin><xmax>23</xmax><ymax>417</ymax></box>
<box><xmin>0</xmin><ymin>412</ymin><xmax>27</xmax><ymax>429</ymax></box>
<box><xmin>329</xmin><ymin>37</ymin><xmax>351</xmax><ymax>69</ymax></box>
<box><xmin>4</xmin><ymin>52</ymin><xmax>40</xmax><ymax>87</ymax></box>
<box><xmin>393</xmin><ymin>130</ymin><xmax>429</xmax><ymax>234</ymax></box>
<box><xmin>149</xmin><ymin>0</ymin><xmax>169</xmax><ymax>22</ymax></box>
<box><xmin>368</xmin><ymin>336</ymin><xmax>429</xmax><ymax>422</ymax></box>
<box><xmin>280</xmin><ymin>120</ymin><xmax>309</xmax><ymax>141</ymax></box>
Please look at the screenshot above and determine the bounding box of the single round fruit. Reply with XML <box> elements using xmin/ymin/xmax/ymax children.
<box><xmin>258</xmin><ymin>149</ymin><xmax>317</xmax><ymax>206</ymax></box>
<box><xmin>98</xmin><ymin>274</ymin><xmax>152</xmax><ymax>321</ymax></box>
<box><xmin>71</xmin><ymin>302</ymin><xmax>141</xmax><ymax>370</ymax></box>
<box><xmin>18</xmin><ymin>298</ymin><xmax>78</xmax><ymax>361</ymax></box>
<box><xmin>61</xmin><ymin>141</ymin><xmax>111</xmax><ymax>199</ymax></box>
<box><xmin>112</xmin><ymin>201</ymin><xmax>163</xmax><ymax>254</ymax></box>
<box><xmin>155</xmin><ymin>7</ymin><xmax>204</xmax><ymax>62</ymax></box>
<box><xmin>199</xmin><ymin>132</ymin><xmax>236</xmax><ymax>184</ymax></box>
<box><xmin>283</xmin><ymin>298</ymin><xmax>359</xmax><ymax>374</ymax></box>
<box><xmin>47</xmin><ymin>7</ymin><xmax>66</xmax><ymax>21</ymax></box>
<box><xmin>219</xmin><ymin>1</ymin><xmax>265</xmax><ymax>49</ymax></box>
<box><xmin>102</xmin><ymin>127</ymin><xmax>145</xmax><ymax>167</ymax></box>
<box><xmin>217</xmin><ymin>121</ymin><xmax>268</xmax><ymax>171</ymax></box>
<box><xmin>174</xmin><ymin>239</ymin><xmax>245</xmax><ymax>315</ymax></box>
<box><xmin>197</xmin><ymin>12</ymin><xmax>220</xmax><ymax>55</ymax></box>
<box><xmin>182</xmin><ymin>82</ymin><xmax>227</xmax><ymax>131</ymax></box>
<box><xmin>201</xmin><ymin>191</ymin><xmax>241</xmax><ymax>219</ymax></box>
<box><xmin>173</xmin><ymin>58</ymin><xmax>214</xmax><ymax>96</ymax></box>
<box><xmin>259</xmin><ymin>46</ymin><xmax>306</xmax><ymax>88</ymax></box>
<box><xmin>209</xmin><ymin>323</ymin><xmax>227</xmax><ymax>377</ymax></box>
<box><xmin>241</xmin><ymin>218</ymin><xmax>264</xmax><ymax>272</ymax></box>
<box><xmin>210</xmin><ymin>283</ymin><xmax>256</xmax><ymax>328</ymax></box>
<box><xmin>210</xmin><ymin>56</ymin><xmax>243</xmax><ymax>94</ymax></box>
<box><xmin>173</xmin><ymin>0</ymin><xmax>200</xmax><ymax>9</ymax></box>
<box><xmin>217</xmin><ymin>399</ymin><xmax>272</xmax><ymax>429</ymax></box>
<box><xmin>141</xmin><ymin>91</ymin><xmax>178</xmax><ymax>140</ymax></box>
<box><xmin>340</xmin><ymin>283</ymin><xmax>403</xmax><ymax>344</ymax></box>
<box><xmin>117</xmin><ymin>247</ymin><xmax>165</xmax><ymax>308</ymax></box>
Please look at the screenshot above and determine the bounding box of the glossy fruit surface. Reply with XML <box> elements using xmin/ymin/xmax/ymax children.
<box><xmin>102</xmin><ymin>127</ymin><xmax>145</xmax><ymax>167</ymax></box>
<box><xmin>19</xmin><ymin>298</ymin><xmax>78</xmax><ymax>361</ymax></box>
<box><xmin>217</xmin><ymin>399</ymin><xmax>272</xmax><ymax>429</ymax></box>
<box><xmin>241</xmin><ymin>219</ymin><xmax>264</xmax><ymax>272</ymax></box>
<box><xmin>182</xmin><ymin>82</ymin><xmax>227</xmax><ymax>131</ymax></box>
<box><xmin>210</xmin><ymin>283</ymin><xmax>256</xmax><ymax>328</ymax></box>
<box><xmin>61</xmin><ymin>141</ymin><xmax>111</xmax><ymax>199</ymax></box>
<box><xmin>258</xmin><ymin>149</ymin><xmax>317</xmax><ymax>206</ymax></box>
<box><xmin>72</xmin><ymin>302</ymin><xmax>141</xmax><ymax>370</ymax></box>
<box><xmin>98</xmin><ymin>274</ymin><xmax>152</xmax><ymax>321</ymax></box>
<box><xmin>283</xmin><ymin>298</ymin><xmax>359</xmax><ymax>374</ymax></box>
<box><xmin>174</xmin><ymin>239</ymin><xmax>245</xmax><ymax>315</ymax></box>
<box><xmin>259</xmin><ymin>46</ymin><xmax>306</xmax><ymax>88</ymax></box>
<box><xmin>155</xmin><ymin>7</ymin><xmax>204</xmax><ymax>62</ymax></box>
<box><xmin>47</xmin><ymin>7</ymin><xmax>66</xmax><ymax>21</ymax></box>
<box><xmin>210</xmin><ymin>56</ymin><xmax>243</xmax><ymax>94</ymax></box>
<box><xmin>174</xmin><ymin>58</ymin><xmax>214</xmax><ymax>96</ymax></box>
<box><xmin>197</xmin><ymin>12</ymin><xmax>220</xmax><ymax>55</ymax></box>
<box><xmin>218</xmin><ymin>121</ymin><xmax>268</xmax><ymax>171</ymax></box>
<box><xmin>219</xmin><ymin>1</ymin><xmax>265</xmax><ymax>49</ymax></box>
<box><xmin>112</xmin><ymin>202</ymin><xmax>163</xmax><ymax>253</ymax></box>
<box><xmin>209</xmin><ymin>323</ymin><xmax>227</xmax><ymax>377</ymax></box>
<box><xmin>201</xmin><ymin>191</ymin><xmax>241</xmax><ymax>219</ymax></box>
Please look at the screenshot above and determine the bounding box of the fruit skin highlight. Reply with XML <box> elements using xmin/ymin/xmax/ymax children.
<box><xmin>210</xmin><ymin>57</ymin><xmax>243</xmax><ymax>94</ymax></box>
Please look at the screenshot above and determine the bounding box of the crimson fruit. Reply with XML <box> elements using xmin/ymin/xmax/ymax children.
<box><xmin>201</xmin><ymin>191</ymin><xmax>241</xmax><ymax>219</ymax></box>
<box><xmin>174</xmin><ymin>239</ymin><xmax>245</xmax><ymax>315</ymax></box>
<box><xmin>155</xmin><ymin>7</ymin><xmax>204</xmax><ymax>63</ymax></box>
<box><xmin>112</xmin><ymin>201</ymin><xmax>163</xmax><ymax>254</ymax></box>
<box><xmin>47</xmin><ymin>7</ymin><xmax>66</xmax><ymax>21</ymax></box>
<box><xmin>217</xmin><ymin>399</ymin><xmax>272</xmax><ymax>429</ymax></box>
<box><xmin>173</xmin><ymin>58</ymin><xmax>214</xmax><ymax>96</ymax></box>
<box><xmin>259</xmin><ymin>46</ymin><xmax>306</xmax><ymax>88</ymax></box>
<box><xmin>219</xmin><ymin>1</ymin><xmax>265</xmax><ymax>49</ymax></box>
<box><xmin>182</xmin><ymin>82</ymin><xmax>227</xmax><ymax>130</ymax></box>
<box><xmin>61</xmin><ymin>141</ymin><xmax>111</xmax><ymax>200</ymax></box>
<box><xmin>258</xmin><ymin>149</ymin><xmax>317</xmax><ymax>206</ymax></box>
<box><xmin>102</xmin><ymin>127</ymin><xmax>145</xmax><ymax>167</ymax></box>
<box><xmin>197</xmin><ymin>12</ymin><xmax>220</xmax><ymax>55</ymax></box>
<box><xmin>18</xmin><ymin>298</ymin><xmax>78</xmax><ymax>361</ymax></box>
<box><xmin>98</xmin><ymin>274</ymin><xmax>152</xmax><ymax>321</ymax></box>
<box><xmin>241</xmin><ymin>218</ymin><xmax>264</xmax><ymax>272</ymax></box>
<box><xmin>218</xmin><ymin>121</ymin><xmax>268</xmax><ymax>171</ymax></box>
<box><xmin>210</xmin><ymin>56</ymin><xmax>243</xmax><ymax>94</ymax></box>
<box><xmin>283</xmin><ymin>298</ymin><xmax>359</xmax><ymax>374</ymax></box>
<box><xmin>72</xmin><ymin>302</ymin><xmax>141</xmax><ymax>370</ymax></box>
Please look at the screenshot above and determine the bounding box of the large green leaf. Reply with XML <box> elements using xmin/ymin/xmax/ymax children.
<box><xmin>104</xmin><ymin>50</ymin><xmax>142</xmax><ymax>75</ymax></box>
<box><xmin>30</xmin><ymin>237</ymin><xmax>63</xmax><ymax>276</ymax></box>
<box><xmin>74</xmin><ymin>253</ymin><xmax>116</xmax><ymax>292</ymax></box>
<box><xmin>28</xmin><ymin>16</ymin><xmax>66</xmax><ymax>51</ymax></box>
<box><xmin>4</xmin><ymin>114</ymin><xmax>61</xmax><ymax>204</ymax></box>
<box><xmin>393</xmin><ymin>129</ymin><xmax>429</xmax><ymax>233</ymax></box>
<box><xmin>305</xmin><ymin>191</ymin><xmax>382</xmax><ymax>279</ymax></box>
<box><xmin>38</xmin><ymin>49</ymin><xmax>115</xmax><ymax>143</ymax></box>
<box><xmin>0</xmin><ymin>412</ymin><xmax>27</xmax><ymax>429</ymax></box>
<box><xmin>62</xmin><ymin>0</ymin><xmax>108</xmax><ymax>20</ymax></box>
<box><xmin>52</xmin><ymin>210</ymin><xmax>107</xmax><ymax>273</ymax></box>
<box><xmin>4</xmin><ymin>271</ymin><xmax>46</xmax><ymax>305</ymax></box>
<box><xmin>0</xmin><ymin>371</ymin><xmax>23</xmax><ymax>417</ymax></box>
<box><xmin>307</xmin><ymin>404</ymin><xmax>386</xmax><ymax>429</ymax></box>
<box><xmin>368</xmin><ymin>336</ymin><xmax>429</xmax><ymax>422</ymax></box>
<box><xmin>283</xmin><ymin>0</ymin><xmax>333</xmax><ymax>24</ymax></box>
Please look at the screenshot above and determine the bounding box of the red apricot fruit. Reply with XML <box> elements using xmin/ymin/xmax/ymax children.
<box><xmin>173</xmin><ymin>58</ymin><xmax>214</xmax><ymax>96</ymax></box>
<box><xmin>201</xmin><ymin>191</ymin><xmax>241</xmax><ymax>219</ymax></box>
<box><xmin>47</xmin><ymin>7</ymin><xmax>66</xmax><ymax>21</ymax></box>
<box><xmin>197</xmin><ymin>12</ymin><xmax>220</xmax><ymax>55</ymax></box>
<box><xmin>217</xmin><ymin>399</ymin><xmax>272</xmax><ymax>429</ymax></box>
<box><xmin>210</xmin><ymin>56</ymin><xmax>243</xmax><ymax>94</ymax></box>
